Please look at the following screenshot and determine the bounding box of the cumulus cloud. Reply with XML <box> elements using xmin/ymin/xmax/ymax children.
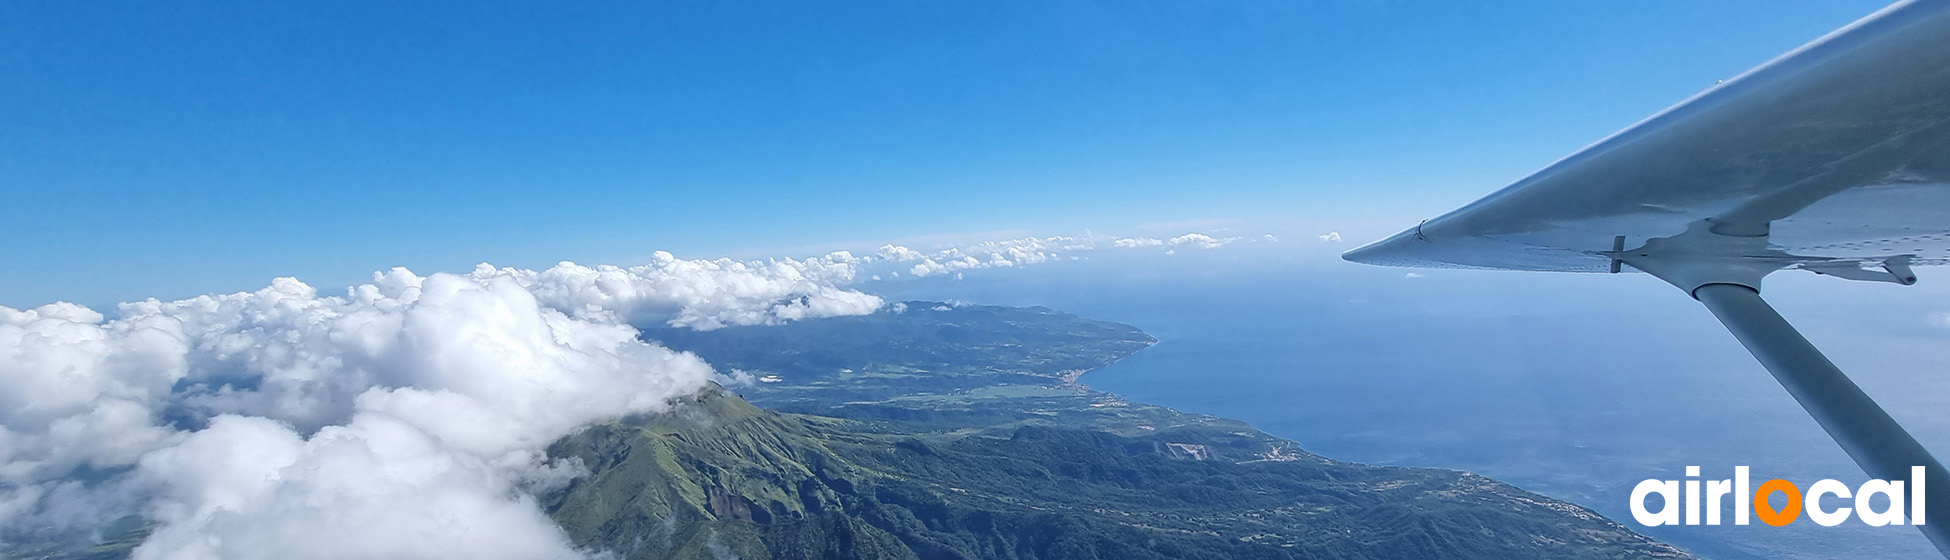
<box><xmin>871</xmin><ymin>232</ymin><xmax>1242</xmax><ymax>278</ymax></box>
<box><xmin>483</xmin><ymin>251</ymin><xmax>880</xmax><ymax>330</ymax></box>
<box><xmin>133</xmin><ymin>414</ymin><xmax>588</xmax><ymax>560</ymax></box>
<box><xmin>1318</xmin><ymin>231</ymin><xmax>1342</xmax><ymax>242</ymax></box>
<box><xmin>1</xmin><ymin>254</ymin><xmax>883</xmax><ymax>559</ymax></box>
<box><xmin>1165</xmin><ymin>233</ymin><xmax>1229</xmax><ymax>249</ymax></box>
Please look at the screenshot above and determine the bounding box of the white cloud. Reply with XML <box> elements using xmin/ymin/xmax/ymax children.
<box><xmin>1</xmin><ymin>253</ymin><xmax>882</xmax><ymax>559</ymax></box>
<box><xmin>1166</xmin><ymin>233</ymin><xmax>1230</xmax><ymax>249</ymax></box>
<box><xmin>873</xmin><ymin>232</ymin><xmax>1243</xmax><ymax>278</ymax></box>
<box><xmin>1318</xmin><ymin>231</ymin><xmax>1342</xmax><ymax>243</ymax></box>
<box><xmin>875</xmin><ymin>245</ymin><xmax>928</xmax><ymax>261</ymax></box>
<box><xmin>483</xmin><ymin>250</ymin><xmax>880</xmax><ymax>330</ymax></box>
<box><xmin>0</xmin><ymin>303</ymin><xmax>187</xmax><ymax>490</ymax></box>
<box><xmin>132</xmin><ymin>414</ymin><xmax>587</xmax><ymax>560</ymax></box>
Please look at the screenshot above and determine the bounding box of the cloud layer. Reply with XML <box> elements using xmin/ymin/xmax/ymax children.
<box><xmin>0</xmin><ymin>255</ymin><xmax>886</xmax><ymax>559</ymax></box>
<box><xmin>868</xmin><ymin>232</ymin><xmax>1248</xmax><ymax>278</ymax></box>
<box><xmin>0</xmin><ymin>231</ymin><xmax>1250</xmax><ymax>559</ymax></box>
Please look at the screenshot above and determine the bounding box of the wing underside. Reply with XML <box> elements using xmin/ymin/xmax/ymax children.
<box><xmin>1344</xmin><ymin>1</ymin><xmax>1950</xmax><ymax>281</ymax></box>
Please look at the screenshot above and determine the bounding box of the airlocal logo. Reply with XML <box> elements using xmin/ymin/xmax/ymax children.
<box><xmin>1631</xmin><ymin>466</ymin><xmax>1925</xmax><ymax>527</ymax></box>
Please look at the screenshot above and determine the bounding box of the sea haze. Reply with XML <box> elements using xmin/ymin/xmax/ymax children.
<box><xmin>871</xmin><ymin>241</ymin><xmax>1950</xmax><ymax>560</ymax></box>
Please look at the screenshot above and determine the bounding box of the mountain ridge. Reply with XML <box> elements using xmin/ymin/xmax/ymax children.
<box><xmin>542</xmin><ymin>302</ymin><xmax>1692</xmax><ymax>559</ymax></box>
<box><xmin>545</xmin><ymin>383</ymin><xmax>1689</xmax><ymax>559</ymax></box>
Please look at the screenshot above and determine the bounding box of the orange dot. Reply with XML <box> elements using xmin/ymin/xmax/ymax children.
<box><xmin>1755</xmin><ymin>479</ymin><xmax>1802</xmax><ymax>527</ymax></box>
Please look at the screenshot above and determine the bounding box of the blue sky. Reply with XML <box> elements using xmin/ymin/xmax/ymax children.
<box><xmin>0</xmin><ymin>0</ymin><xmax>1893</xmax><ymax>307</ymax></box>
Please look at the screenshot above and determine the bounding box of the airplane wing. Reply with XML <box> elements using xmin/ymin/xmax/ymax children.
<box><xmin>1343</xmin><ymin>1</ymin><xmax>1950</xmax><ymax>555</ymax></box>
<box><xmin>1344</xmin><ymin>0</ymin><xmax>1950</xmax><ymax>285</ymax></box>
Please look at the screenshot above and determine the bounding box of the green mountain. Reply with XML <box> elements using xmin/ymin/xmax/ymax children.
<box><xmin>545</xmin><ymin>386</ymin><xmax>1685</xmax><ymax>560</ymax></box>
<box><xmin>542</xmin><ymin>302</ymin><xmax>1691</xmax><ymax>559</ymax></box>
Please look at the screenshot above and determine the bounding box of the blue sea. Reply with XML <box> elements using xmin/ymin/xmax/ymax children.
<box><xmin>875</xmin><ymin>244</ymin><xmax>1950</xmax><ymax>560</ymax></box>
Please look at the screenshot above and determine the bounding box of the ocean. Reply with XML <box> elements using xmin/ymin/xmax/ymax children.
<box><xmin>872</xmin><ymin>245</ymin><xmax>1950</xmax><ymax>560</ymax></box>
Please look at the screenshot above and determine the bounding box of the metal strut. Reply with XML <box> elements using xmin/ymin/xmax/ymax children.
<box><xmin>1693</xmin><ymin>283</ymin><xmax>1950</xmax><ymax>556</ymax></box>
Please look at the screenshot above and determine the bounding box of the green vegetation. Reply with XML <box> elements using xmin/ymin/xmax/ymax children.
<box><xmin>547</xmin><ymin>387</ymin><xmax>1686</xmax><ymax>559</ymax></box>
<box><xmin>638</xmin><ymin>302</ymin><xmax>1155</xmax><ymax>411</ymax></box>
<box><xmin>549</xmin><ymin>302</ymin><xmax>1691</xmax><ymax>559</ymax></box>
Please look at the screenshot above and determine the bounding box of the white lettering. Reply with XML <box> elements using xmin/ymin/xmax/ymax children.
<box><xmin>1856</xmin><ymin>479</ymin><xmax>1905</xmax><ymax>527</ymax></box>
<box><xmin>1916</xmin><ymin>466</ymin><xmax>1928</xmax><ymax>526</ymax></box>
<box><xmin>1736</xmin><ymin>466</ymin><xmax>1750</xmax><ymax>526</ymax></box>
<box><xmin>1807</xmin><ymin>479</ymin><xmax>1853</xmax><ymax>527</ymax></box>
<box><xmin>1632</xmin><ymin>479</ymin><xmax>1681</xmax><ymax>527</ymax></box>
<box><xmin>1685</xmin><ymin>465</ymin><xmax>1701</xmax><ymax>526</ymax></box>
<box><xmin>1706</xmin><ymin>478</ymin><xmax>1733</xmax><ymax>526</ymax></box>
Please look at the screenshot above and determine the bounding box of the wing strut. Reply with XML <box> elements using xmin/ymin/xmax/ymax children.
<box><xmin>1693</xmin><ymin>283</ymin><xmax>1949</xmax><ymax>554</ymax></box>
